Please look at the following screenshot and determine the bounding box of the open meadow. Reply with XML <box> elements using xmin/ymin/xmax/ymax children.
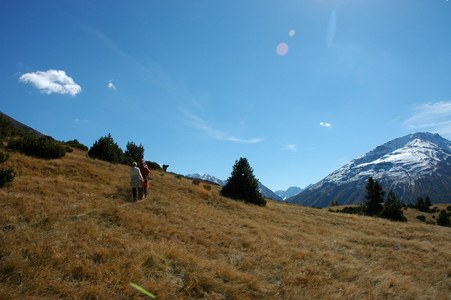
<box><xmin>0</xmin><ymin>149</ymin><xmax>450</xmax><ymax>299</ymax></box>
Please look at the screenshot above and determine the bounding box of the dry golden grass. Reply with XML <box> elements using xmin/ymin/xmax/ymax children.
<box><xmin>0</xmin><ymin>149</ymin><xmax>450</xmax><ymax>299</ymax></box>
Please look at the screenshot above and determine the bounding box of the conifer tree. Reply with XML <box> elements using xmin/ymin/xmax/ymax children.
<box><xmin>124</xmin><ymin>141</ymin><xmax>145</xmax><ymax>164</ymax></box>
<box><xmin>415</xmin><ymin>196</ymin><xmax>432</xmax><ymax>212</ymax></box>
<box><xmin>424</xmin><ymin>197</ymin><xmax>432</xmax><ymax>210</ymax></box>
<box><xmin>221</xmin><ymin>157</ymin><xmax>266</xmax><ymax>206</ymax></box>
<box><xmin>380</xmin><ymin>190</ymin><xmax>406</xmax><ymax>221</ymax></box>
<box><xmin>364</xmin><ymin>177</ymin><xmax>384</xmax><ymax>216</ymax></box>
<box><xmin>437</xmin><ymin>210</ymin><xmax>450</xmax><ymax>227</ymax></box>
<box><xmin>88</xmin><ymin>133</ymin><xmax>123</xmax><ymax>164</ymax></box>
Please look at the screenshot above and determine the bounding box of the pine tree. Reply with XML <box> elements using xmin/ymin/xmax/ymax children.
<box><xmin>364</xmin><ymin>177</ymin><xmax>384</xmax><ymax>216</ymax></box>
<box><xmin>437</xmin><ymin>210</ymin><xmax>450</xmax><ymax>227</ymax></box>
<box><xmin>415</xmin><ymin>196</ymin><xmax>432</xmax><ymax>212</ymax></box>
<box><xmin>424</xmin><ymin>197</ymin><xmax>432</xmax><ymax>210</ymax></box>
<box><xmin>221</xmin><ymin>157</ymin><xmax>266</xmax><ymax>206</ymax></box>
<box><xmin>124</xmin><ymin>141</ymin><xmax>145</xmax><ymax>164</ymax></box>
<box><xmin>380</xmin><ymin>190</ymin><xmax>406</xmax><ymax>221</ymax></box>
<box><xmin>88</xmin><ymin>133</ymin><xmax>123</xmax><ymax>164</ymax></box>
<box><xmin>329</xmin><ymin>199</ymin><xmax>339</xmax><ymax>207</ymax></box>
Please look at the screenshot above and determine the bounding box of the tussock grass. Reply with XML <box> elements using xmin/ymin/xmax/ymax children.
<box><xmin>0</xmin><ymin>149</ymin><xmax>450</xmax><ymax>299</ymax></box>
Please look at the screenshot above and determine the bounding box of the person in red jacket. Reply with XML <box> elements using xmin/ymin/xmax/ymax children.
<box><xmin>138</xmin><ymin>159</ymin><xmax>151</xmax><ymax>199</ymax></box>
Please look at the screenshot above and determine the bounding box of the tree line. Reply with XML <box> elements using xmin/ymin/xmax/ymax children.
<box><xmin>336</xmin><ymin>176</ymin><xmax>450</xmax><ymax>227</ymax></box>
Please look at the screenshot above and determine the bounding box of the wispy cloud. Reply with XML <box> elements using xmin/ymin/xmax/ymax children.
<box><xmin>404</xmin><ymin>101</ymin><xmax>451</xmax><ymax>137</ymax></box>
<box><xmin>326</xmin><ymin>10</ymin><xmax>337</xmax><ymax>48</ymax></box>
<box><xmin>282</xmin><ymin>144</ymin><xmax>297</xmax><ymax>151</ymax></box>
<box><xmin>182</xmin><ymin>109</ymin><xmax>264</xmax><ymax>144</ymax></box>
<box><xmin>320</xmin><ymin>122</ymin><xmax>332</xmax><ymax>128</ymax></box>
<box><xmin>107</xmin><ymin>80</ymin><xmax>117</xmax><ymax>90</ymax></box>
<box><xmin>19</xmin><ymin>70</ymin><xmax>81</xmax><ymax>96</ymax></box>
<box><xmin>75</xmin><ymin>118</ymin><xmax>89</xmax><ymax>123</ymax></box>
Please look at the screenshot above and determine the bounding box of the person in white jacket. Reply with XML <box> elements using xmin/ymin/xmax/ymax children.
<box><xmin>130</xmin><ymin>162</ymin><xmax>144</xmax><ymax>201</ymax></box>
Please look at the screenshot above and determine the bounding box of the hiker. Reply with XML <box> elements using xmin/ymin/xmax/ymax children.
<box><xmin>130</xmin><ymin>161</ymin><xmax>144</xmax><ymax>201</ymax></box>
<box><xmin>138</xmin><ymin>159</ymin><xmax>151</xmax><ymax>198</ymax></box>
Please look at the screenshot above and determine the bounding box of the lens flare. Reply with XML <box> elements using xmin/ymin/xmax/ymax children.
<box><xmin>276</xmin><ymin>43</ymin><xmax>289</xmax><ymax>56</ymax></box>
<box><xmin>289</xmin><ymin>29</ymin><xmax>296</xmax><ymax>37</ymax></box>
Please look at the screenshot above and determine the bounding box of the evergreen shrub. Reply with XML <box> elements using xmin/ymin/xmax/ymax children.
<box><xmin>336</xmin><ymin>206</ymin><xmax>365</xmax><ymax>215</ymax></box>
<box><xmin>88</xmin><ymin>134</ymin><xmax>123</xmax><ymax>164</ymax></box>
<box><xmin>416</xmin><ymin>215</ymin><xmax>426</xmax><ymax>222</ymax></box>
<box><xmin>65</xmin><ymin>139</ymin><xmax>88</xmax><ymax>151</ymax></box>
<box><xmin>147</xmin><ymin>161</ymin><xmax>162</xmax><ymax>170</ymax></box>
<box><xmin>8</xmin><ymin>135</ymin><xmax>66</xmax><ymax>159</ymax></box>
<box><xmin>124</xmin><ymin>142</ymin><xmax>144</xmax><ymax>164</ymax></box>
<box><xmin>0</xmin><ymin>151</ymin><xmax>14</xmax><ymax>188</ymax></box>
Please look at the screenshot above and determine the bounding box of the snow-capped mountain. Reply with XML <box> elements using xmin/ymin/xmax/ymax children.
<box><xmin>185</xmin><ymin>173</ymin><xmax>225</xmax><ymax>186</ymax></box>
<box><xmin>185</xmin><ymin>173</ymin><xmax>282</xmax><ymax>201</ymax></box>
<box><xmin>289</xmin><ymin>132</ymin><xmax>451</xmax><ymax>207</ymax></box>
<box><xmin>275</xmin><ymin>186</ymin><xmax>303</xmax><ymax>200</ymax></box>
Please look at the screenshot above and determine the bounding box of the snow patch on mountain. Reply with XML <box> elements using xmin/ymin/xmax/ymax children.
<box><xmin>290</xmin><ymin>132</ymin><xmax>451</xmax><ymax>207</ymax></box>
<box><xmin>185</xmin><ymin>173</ymin><xmax>225</xmax><ymax>186</ymax></box>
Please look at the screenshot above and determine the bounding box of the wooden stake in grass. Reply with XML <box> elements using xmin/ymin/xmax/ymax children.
<box><xmin>129</xmin><ymin>282</ymin><xmax>156</xmax><ymax>299</ymax></box>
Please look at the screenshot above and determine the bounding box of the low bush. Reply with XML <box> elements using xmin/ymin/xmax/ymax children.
<box><xmin>148</xmin><ymin>161</ymin><xmax>162</xmax><ymax>170</ymax></box>
<box><xmin>429</xmin><ymin>207</ymin><xmax>439</xmax><ymax>213</ymax></box>
<box><xmin>336</xmin><ymin>206</ymin><xmax>365</xmax><ymax>215</ymax></box>
<box><xmin>416</xmin><ymin>215</ymin><xmax>426</xmax><ymax>222</ymax></box>
<box><xmin>0</xmin><ymin>151</ymin><xmax>15</xmax><ymax>188</ymax></box>
<box><xmin>0</xmin><ymin>166</ymin><xmax>15</xmax><ymax>188</ymax></box>
<box><xmin>8</xmin><ymin>135</ymin><xmax>66</xmax><ymax>159</ymax></box>
<box><xmin>65</xmin><ymin>139</ymin><xmax>88</xmax><ymax>151</ymax></box>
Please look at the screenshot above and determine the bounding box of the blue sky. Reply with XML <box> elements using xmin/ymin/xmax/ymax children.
<box><xmin>1</xmin><ymin>0</ymin><xmax>451</xmax><ymax>191</ymax></box>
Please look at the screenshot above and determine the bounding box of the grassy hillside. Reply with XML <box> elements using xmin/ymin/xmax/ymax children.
<box><xmin>0</xmin><ymin>150</ymin><xmax>450</xmax><ymax>299</ymax></box>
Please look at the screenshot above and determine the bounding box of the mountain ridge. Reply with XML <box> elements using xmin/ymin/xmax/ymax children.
<box><xmin>275</xmin><ymin>186</ymin><xmax>303</xmax><ymax>200</ymax></box>
<box><xmin>185</xmin><ymin>173</ymin><xmax>283</xmax><ymax>201</ymax></box>
<box><xmin>0</xmin><ymin>111</ymin><xmax>45</xmax><ymax>137</ymax></box>
<box><xmin>289</xmin><ymin>132</ymin><xmax>451</xmax><ymax>207</ymax></box>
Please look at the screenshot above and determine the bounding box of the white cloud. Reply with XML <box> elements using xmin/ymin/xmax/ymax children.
<box><xmin>320</xmin><ymin>122</ymin><xmax>332</xmax><ymax>128</ymax></box>
<box><xmin>404</xmin><ymin>101</ymin><xmax>451</xmax><ymax>137</ymax></box>
<box><xmin>282</xmin><ymin>144</ymin><xmax>297</xmax><ymax>151</ymax></box>
<box><xmin>107</xmin><ymin>80</ymin><xmax>116</xmax><ymax>90</ymax></box>
<box><xmin>19</xmin><ymin>70</ymin><xmax>81</xmax><ymax>96</ymax></box>
<box><xmin>182</xmin><ymin>109</ymin><xmax>264</xmax><ymax>144</ymax></box>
